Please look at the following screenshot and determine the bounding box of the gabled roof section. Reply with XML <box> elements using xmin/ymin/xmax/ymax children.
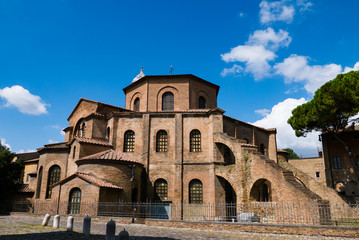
<box><xmin>72</xmin><ymin>137</ymin><xmax>112</xmax><ymax>147</ymax></box>
<box><xmin>79</xmin><ymin>149</ymin><xmax>142</xmax><ymax>165</ymax></box>
<box><xmin>50</xmin><ymin>172</ymin><xmax>122</xmax><ymax>189</ymax></box>
<box><xmin>16</xmin><ymin>152</ymin><xmax>39</xmax><ymax>162</ymax></box>
<box><xmin>37</xmin><ymin>142</ymin><xmax>69</xmax><ymax>152</ymax></box>
<box><xmin>123</xmin><ymin>74</ymin><xmax>220</xmax><ymax>95</ymax></box>
<box><xmin>67</xmin><ymin>98</ymin><xmax>131</xmax><ymax>121</ymax></box>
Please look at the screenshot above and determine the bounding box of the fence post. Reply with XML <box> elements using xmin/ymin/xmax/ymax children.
<box><xmin>83</xmin><ymin>215</ymin><xmax>91</xmax><ymax>236</ymax></box>
<box><xmin>119</xmin><ymin>228</ymin><xmax>129</xmax><ymax>240</ymax></box>
<box><xmin>106</xmin><ymin>219</ymin><xmax>116</xmax><ymax>240</ymax></box>
<box><xmin>41</xmin><ymin>214</ymin><xmax>51</xmax><ymax>226</ymax></box>
<box><xmin>67</xmin><ymin>216</ymin><xmax>74</xmax><ymax>231</ymax></box>
<box><xmin>53</xmin><ymin>215</ymin><xmax>60</xmax><ymax>228</ymax></box>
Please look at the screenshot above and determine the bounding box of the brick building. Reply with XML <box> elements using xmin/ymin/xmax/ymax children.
<box><xmin>18</xmin><ymin>70</ymin><xmax>348</xmax><ymax>215</ymax></box>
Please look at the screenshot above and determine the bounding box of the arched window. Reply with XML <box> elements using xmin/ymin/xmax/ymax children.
<box><xmin>106</xmin><ymin>127</ymin><xmax>110</xmax><ymax>140</ymax></box>
<box><xmin>124</xmin><ymin>130</ymin><xmax>135</xmax><ymax>152</ymax></box>
<box><xmin>198</xmin><ymin>96</ymin><xmax>206</xmax><ymax>109</ymax></box>
<box><xmin>259</xmin><ymin>144</ymin><xmax>265</xmax><ymax>155</ymax></box>
<box><xmin>162</xmin><ymin>92</ymin><xmax>174</xmax><ymax>111</ymax></box>
<box><xmin>154</xmin><ymin>179</ymin><xmax>168</xmax><ymax>201</ymax></box>
<box><xmin>190</xmin><ymin>130</ymin><xmax>201</xmax><ymax>152</ymax></box>
<box><xmin>134</xmin><ymin>97</ymin><xmax>140</xmax><ymax>111</ymax></box>
<box><xmin>68</xmin><ymin>188</ymin><xmax>81</xmax><ymax>214</ymax></box>
<box><xmin>36</xmin><ymin>167</ymin><xmax>43</xmax><ymax>199</ymax></box>
<box><xmin>46</xmin><ymin>165</ymin><xmax>61</xmax><ymax>199</ymax></box>
<box><xmin>156</xmin><ymin>130</ymin><xmax>168</xmax><ymax>152</ymax></box>
<box><xmin>76</xmin><ymin>120</ymin><xmax>86</xmax><ymax>137</ymax></box>
<box><xmin>189</xmin><ymin>179</ymin><xmax>203</xmax><ymax>204</ymax></box>
<box><xmin>72</xmin><ymin>146</ymin><xmax>76</xmax><ymax>159</ymax></box>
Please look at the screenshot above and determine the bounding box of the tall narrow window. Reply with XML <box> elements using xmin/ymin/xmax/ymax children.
<box><xmin>259</xmin><ymin>144</ymin><xmax>265</xmax><ymax>155</ymax></box>
<box><xmin>76</xmin><ymin>120</ymin><xmax>86</xmax><ymax>137</ymax></box>
<box><xmin>334</xmin><ymin>156</ymin><xmax>342</xmax><ymax>169</ymax></box>
<box><xmin>156</xmin><ymin>130</ymin><xmax>168</xmax><ymax>152</ymax></box>
<box><xmin>198</xmin><ymin>96</ymin><xmax>206</xmax><ymax>109</ymax></box>
<box><xmin>36</xmin><ymin>167</ymin><xmax>43</xmax><ymax>199</ymax></box>
<box><xmin>162</xmin><ymin>92</ymin><xmax>174</xmax><ymax>111</ymax></box>
<box><xmin>190</xmin><ymin>130</ymin><xmax>201</xmax><ymax>152</ymax></box>
<box><xmin>189</xmin><ymin>179</ymin><xmax>203</xmax><ymax>204</ymax></box>
<box><xmin>68</xmin><ymin>188</ymin><xmax>81</xmax><ymax>214</ymax></box>
<box><xmin>124</xmin><ymin>130</ymin><xmax>135</xmax><ymax>152</ymax></box>
<box><xmin>72</xmin><ymin>146</ymin><xmax>76</xmax><ymax>159</ymax></box>
<box><xmin>134</xmin><ymin>98</ymin><xmax>140</xmax><ymax>111</ymax></box>
<box><xmin>154</xmin><ymin>179</ymin><xmax>168</xmax><ymax>201</ymax></box>
<box><xmin>106</xmin><ymin>127</ymin><xmax>110</xmax><ymax>140</ymax></box>
<box><xmin>46</xmin><ymin>165</ymin><xmax>61</xmax><ymax>199</ymax></box>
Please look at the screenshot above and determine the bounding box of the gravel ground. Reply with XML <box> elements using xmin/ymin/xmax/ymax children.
<box><xmin>0</xmin><ymin>215</ymin><xmax>358</xmax><ymax>240</ymax></box>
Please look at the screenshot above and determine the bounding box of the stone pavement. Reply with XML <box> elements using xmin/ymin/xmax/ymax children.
<box><xmin>0</xmin><ymin>215</ymin><xmax>358</xmax><ymax>240</ymax></box>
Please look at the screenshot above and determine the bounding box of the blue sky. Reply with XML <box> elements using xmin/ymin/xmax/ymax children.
<box><xmin>0</xmin><ymin>0</ymin><xmax>358</xmax><ymax>157</ymax></box>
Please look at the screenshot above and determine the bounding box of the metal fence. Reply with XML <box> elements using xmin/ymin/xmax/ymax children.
<box><xmin>9</xmin><ymin>201</ymin><xmax>359</xmax><ymax>226</ymax></box>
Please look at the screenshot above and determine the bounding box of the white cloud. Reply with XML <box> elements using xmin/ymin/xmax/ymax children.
<box><xmin>0</xmin><ymin>85</ymin><xmax>48</xmax><ymax>115</ymax></box>
<box><xmin>255</xmin><ymin>108</ymin><xmax>270</xmax><ymax>116</ymax></box>
<box><xmin>48</xmin><ymin>139</ymin><xmax>59</xmax><ymax>144</ymax></box>
<box><xmin>259</xmin><ymin>0</ymin><xmax>295</xmax><ymax>24</ymax></box>
<box><xmin>296</xmin><ymin>0</ymin><xmax>313</xmax><ymax>12</ymax></box>
<box><xmin>0</xmin><ymin>138</ymin><xmax>11</xmax><ymax>150</ymax></box>
<box><xmin>344</xmin><ymin>61</ymin><xmax>359</xmax><ymax>73</ymax></box>
<box><xmin>60</xmin><ymin>130</ymin><xmax>65</xmax><ymax>136</ymax></box>
<box><xmin>221</xmin><ymin>64</ymin><xmax>243</xmax><ymax>77</ymax></box>
<box><xmin>221</xmin><ymin>45</ymin><xmax>276</xmax><ymax>80</ymax></box>
<box><xmin>248</xmin><ymin>28</ymin><xmax>291</xmax><ymax>50</ymax></box>
<box><xmin>274</xmin><ymin>54</ymin><xmax>342</xmax><ymax>94</ymax></box>
<box><xmin>252</xmin><ymin>98</ymin><xmax>321</xmax><ymax>152</ymax></box>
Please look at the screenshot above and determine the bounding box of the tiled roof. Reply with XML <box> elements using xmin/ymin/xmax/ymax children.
<box><xmin>16</xmin><ymin>152</ymin><xmax>39</xmax><ymax>161</ymax></box>
<box><xmin>40</xmin><ymin>142</ymin><xmax>68</xmax><ymax>150</ymax></box>
<box><xmin>74</xmin><ymin>137</ymin><xmax>112</xmax><ymax>147</ymax></box>
<box><xmin>51</xmin><ymin>172</ymin><xmax>122</xmax><ymax>190</ymax></box>
<box><xmin>18</xmin><ymin>184</ymin><xmax>34</xmax><ymax>193</ymax></box>
<box><xmin>79</xmin><ymin>149</ymin><xmax>142</xmax><ymax>164</ymax></box>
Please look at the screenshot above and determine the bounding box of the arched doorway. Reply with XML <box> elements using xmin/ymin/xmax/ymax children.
<box><xmin>216</xmin><ymin>176</ymin><xmax>237</xmax><ymax>221</ymax></box>
<box><xmin>215</xmin><ymin>143</ymin><xmax>235</xmax><ymax>165</ymax></box>
<box><xmin>250</xmin><ymin>179</ymin><xmax>271</xmax><ymax>202</ymax></box>
<box><xmin>68</xmin><ymin>188</ymin><xmax>81</xmax><ymax>214</ymax></box>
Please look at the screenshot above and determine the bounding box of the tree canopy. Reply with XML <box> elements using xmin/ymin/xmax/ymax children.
<box><xmin>0</xmin><ymin>142</ymin><xmax>23</xmax><ymax>203</ymax></box>
<box><xmin>288</xmin><ymin>71</ymin><xmax>359</xmax><ymax>136</ymax></box>
<box><xmin>282</xmin><ymin>148</ymin><xmax>300</xmax><ymax>159</ymax></box>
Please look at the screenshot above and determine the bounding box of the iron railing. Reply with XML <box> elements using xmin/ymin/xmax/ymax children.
<box><xmin>8</xmin><ymin>201</ymin><xmax>359</xmax><ymax>226</ymax></box>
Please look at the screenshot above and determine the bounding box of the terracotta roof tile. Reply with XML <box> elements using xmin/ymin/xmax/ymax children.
<box><xmin>40</xmin><ymin>142</ymin><xmax>68</xmax><ymax>150</ymax></box>
<box><xmin>51</xmin><ymin>172</ymin><xmax>122</xmax><ymax>190</ymax></box>
<box><xmin>79</xmin><ymin>149</ymin><xmax>142</xmax><ymax>164</ymax></box>
<box><xmin>18</xmin><ymin>184</ymin><xmax>34</xmax><ymax>193</ymax></box>
<box><xmin>74</xmin><ymin>137</ymin><xmax>112</xmax><ymax>146</ymax></box>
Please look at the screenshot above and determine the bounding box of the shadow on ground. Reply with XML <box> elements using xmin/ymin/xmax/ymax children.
<box><xmin>0</xmin><ymin>231</ymin><xmax>178</xmax><ymax>240</ymax></box>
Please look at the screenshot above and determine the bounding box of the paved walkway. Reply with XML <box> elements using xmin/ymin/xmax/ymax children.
<box><xmin>0</xmin><ymin>215</ymin><xmax>358</xmax><ymax>240</ymax></box>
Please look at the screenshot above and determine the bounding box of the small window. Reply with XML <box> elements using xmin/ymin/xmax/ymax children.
<box><xmin>72</xmin><ymin>146</ymin><xmax>76</xmax><ymax>159</ymax></box>
<box><xmin>36</xmin><ymin>167</ymin><xmax>43</xmax><ymax>199</ymax></box>
<box><xmin>134</xmin><ymin>98</ymin><xmax>140</xmax><ymax>111</ymax></box>
<box><xmin>198</xmin><ymin>96</ymin><xmax>206</xmax><ymax>109</ymax></box>
<box><xmin>162</xmin><ymin>92</ymin><xmax>174</xmax><ymax>111</ymax></box>
<box><xmin>190</xmin><ymin>130</ymin><xmax>201</xmax><ymax>152</ymax></box>
<box><xmin>315</xmin><ymin>172</ymin><xmax>320</xmax><ymax>178</ymax></box>
<box><xmin>124</xmin><ymin>130</ymin><xmax>135</xmax><ymax>152</ymax></box>
<box><xmin>189</xmin><ymin>179</ymin><xmax>203</xmax><ymax>204</ymax></box>
<box><xmin>259</xmin><ymin>144</ymin><xmax>265</xmax><ymax>155</ymax></box>
<box><xmin>46</xmin><ymin>165</ymin><xmax>61</xmax><ymax>199</ymax></box>
<box><xmin>156</xmin><ymin>130</ymin><xmax>168</xmax><ymax>152</ymax></box>
<box><xmin>76</xmin><ymin>121</ymin><xmax>86</xmax><ymax>137</ymax></box>
<box><xmin>68</xmin><ymin>188</ymin><xmax>81</xmax><ymax>214</ymax></box>
<box><xmin>26</xmin><ymin>174</ymin><xmax>30</xmax><ymax>183</ymax></box>
<box><xmin>106</xmin><ymin>127</ymin><xmax>110</xmax><ymax>140</ymax></box>
<box><xmin>333</xmin><ymin>156</ymin><xmax>342</xmax><ymax>169</ymax></box>
<box><xmin>154</xmin><ymin>179</ymin><xmax>168</xmax><ymax>201</ymax></box>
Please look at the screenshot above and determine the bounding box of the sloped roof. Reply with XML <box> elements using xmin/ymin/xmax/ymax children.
<box><xmin>18</xmin><ymin>184</ymin><xmax>34</xmax><ymax>193</ymax></box>
<box><xmin>38</xmin><ymin>142</ymin><xmax>69</xmax><ymax>152</ymax></box>
<box><xmin>73</xmin><ymin>137</ymin><xmax>112</xmax><ymax>147</ymax></box>
<box><xmin>51</xmin><ymin>172</ymin><xmax>122</xmax><ymax>190</ymax></box>
<box><xmin>79</xmin><ymin>149</ymin><xmax>142</xmax><ymax>164</ymax></box>
<box><xmin>16</xmin><ymin>152</ymin><xmax>39</xmax><ymax>161</ymax></box>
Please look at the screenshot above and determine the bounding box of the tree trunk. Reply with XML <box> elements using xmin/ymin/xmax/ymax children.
<box><xmin>331</xmin><ymin>132</ymin><xmax>359</xmax><ymax>182</ymax></box>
